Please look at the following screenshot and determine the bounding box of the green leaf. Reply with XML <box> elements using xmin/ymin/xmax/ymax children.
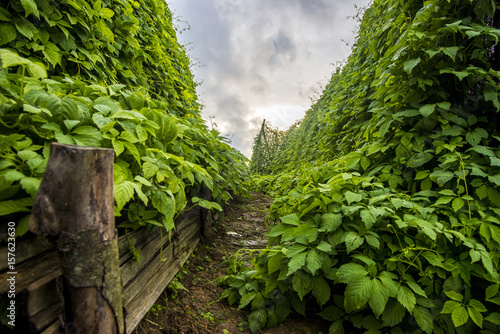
<box><xmin>292</xmin><ymin>270</ymin><xmax>313</xmax><ymax>300</ymax></box>
<box><xmin>290</xmin><ymin>293</ymin><xmax>306</xmax><ymax>315</ymax></box>
<box><xmin>430</xmin><ymin>169</ymin><xmax>454</xmax><ymax>187</ymax></box>
<box><xmin>127</xmin><ymin>92</ymin><xmax>145</xmax><ymax>110</ymax></box>
<box><xmin>365</xmin><ymin>234</ymin><xmax>380</xmax><ymax>249</ymax></box>
<box><xmin>275</xmin><ymin>298</ymin><xmax>290</xmax><ymax>323</ymax></box>
<box><xmin>99</xmin><ymin>7</ymin><xmax>115</xmax><ymax>19</ymax></box>
<box><xmin>239</xmin><ymin>292</ymin><xmax>257</xmax><ymax>309</ymax></box>
<box><xmin>306</xmin><ymin>250</ymin><xmax>322</xmax><ymax>275</ymax></box>
<box><xmin>369</xmin><ymin>279</ymin><xmax>389</xmax><ymax>317</ymax></box>
<box><xmin>0</xmin><ymin>197</ymin><xmax>32</xmax><ymax>215</ymax></box>
<box><xmin>123</xmin><ymin>141</ymin><xmax>142</xmax><ymax>166</ymax></box>
<box><xmin>15</xmin><ymin>215</ymin><xmax>30</xmax><ymax>237</ymax></box>
<box><xmin>344</xmin><ymin>231</ymin><xmax>364</xmax><ymax>253</ymax></box>
<box><xmin>0</xmin><ymin>23</ymin><xmax>17</xmax><ymax>46</ymax></box>
<box><xmin>329</xmin><ymin>320</ymin><xmax>344</xmax><ymax>334</ymax></box>
<box><xmin>287</xmin><ymin>251</ymin><xmax>307</xmax><ymax>275</ymax></box>
<box><xmin>485</xmin><ymin>284</ymin><xmax>499</xmax><ymax>300</ymax></box>
<box><xmin>26</xmin><ymin>61</ymin><xmax>47</xmax><ymax>79</ymax></box>
<box><xmin>382</xmin><ymin>299</ymin><xmax>405</xmax><ymax>327</ymax></box>
<box><xmin>442</xmin><ymin>46</ymin><xmax>459</xmax><ymax>60</ymax></box>
<box><xmin>312</xmin><ymin>276</ymin><xmax>331</xmax><ymax>306</ymax></box>
<box><xmin>470</xmin><ymin>249</ymin><xmax>481</xmax><ymax>263</ymax></box>
<box><xmin>419</xmin><ymin>104</ymin><xmax>436</xmax><ymax>117</ymax></box>
<box><xmin>437</xmin><ymin>101</ymin><xmax>451</xmax><ymax>110</ymax></box>
<box><xmin>152</xmin><ymin>190</ymin><xmax>168</xmax><ymax>213</ymax></box>
<box><xmin>114</xmin><ymin>181</ymin><xmax>135</xmax><ymax>211</ymax></box>
<box><xmin>406</xmin><ymin>281</ymin><xmax>426</xmax><ymax>297</ymax></box>
<box><xmin>21</xmin><ymin>0</ymin><xmax>40</xmax><ymax>19</ymax></box>
<box><xmin>193</xmin><ymin>198</ymin><xmax>222</xmax><ymax>211</ymax></box>
<box><xmin>280</xmin><ymin>214</ymin><xmax>300</xmax><ymax>225</ymax></box>
<box><xmin>445</xmin><ymin>290</ymin><xmax>463</xmax><ymax>302</ymax></box>
<box><xmin>320</xmin><ymin>213</ymin><xmax>342</xmax><ymax>232</ymax></box>
<box><xmin>4</xmin><ymin>170</ymin><xmax>26</xmax><ymax>182</ymax></box>
<box><xmin>42</xmin><ymin>42</ymin><xmax>62</xmax><ymax>67</ymax></box>
<box><xmin>468</xmin><ymin>299</ymin><xmax>487</xmax><ymax>313</ymax></box>
<box><xmin>488</xmin><ymin>173</ymin><xmax>500</xmax><ymax>186</ymax></box>
<box><xmin>268</xmin><ymin>252</ymin><xmax>283</xmax><ymax>275</ymax></box>
<box><xmin>20</xmin><ymin>177</ymin><xmax>41</xmax><ymax>197</ymax></box>
<box><xmin>360</xmin><ymin>209</ymin><xmax>376</xmax><ymax>228</ymax></box>
<box><xmin>317</xmin><ymin>241</ymin><xmax>332</xmax><ymax>252</ymax></box>
<box><xmin>251</xmin><ymin>292</ymin><xmax>265</xmax><ymax>309</ymax></box>
<box><xmin>344</xmin><ymin>276</ymin><xmax>373</xmax><ymax>313</ymax></box>
<box><xmin>452</xmin><ymin>198</ymin><xmax>465</xmax><ymax>212</ymax></box>
<box><xmin>480</xmin><ymin>251</ymin><xmax>495</xmax><ymax>276</ymax></box>
<box><xmin>397</xmin><ymin>286</ymin><xmax>416</xmax><ymax>312</ymax></box>
<box><xmin>408</xmin><ymin>152</ymin><xmax>433</xmax><ymax>168</ymax></box>
<box><xmin>413</xmin><ymin>306</ymin><xmax>433</xmax><ymax>333</ymax></box>
<box><xmin>441</xmin><ymin>300</ymin><xmax>462</xmax><ymax>314</ymax></box>
<box><xmin>485</xmin><ymin>312</ymin><xmax>500</xmax><ymax>326</ymax></box>
<box><xmin>284</xmin><ymin>244</ymin><xmax>307</xmax><ymax>258</ymax></box>
<box><xmin>452</xmin><ymin>306</ymin><xmax>469</xmax><ymax>327</ymax></box>
<box><xmin>336</xmin><ymin>263</ymin><xmax>368</xmax><ymax>284</ymax></box>
<box><xmin>351</xmin><ymin>254</ymin><xmax>375</xmax><ymax>266</ymax></box>
<box><xmin>404</xmin><ymin>57</ymin><xmax>421</xmax><ymax>74</ymax></box>
<box><xmin>344</xmin><ymin>191</ymin><xmax>363</xmax><ymax>205</ymax></box>
<box><xmin>0</xmin><ymin>49</ymin><xmax>30</xmax><ymax>68</ymax></box>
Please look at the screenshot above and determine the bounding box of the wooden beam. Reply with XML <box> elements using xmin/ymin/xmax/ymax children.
<box><xmin>28</xmin><ymin>143</ymin><xmax>124</xmax><ymax>334</ymax></box>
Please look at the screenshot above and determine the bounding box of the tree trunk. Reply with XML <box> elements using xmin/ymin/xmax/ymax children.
<box><xmin>29</xmin><ymin>143</ymin><xmax>124</xmax><ymax>334</ymax></box>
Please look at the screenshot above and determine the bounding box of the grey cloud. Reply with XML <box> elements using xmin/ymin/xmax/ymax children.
<box><xmin>168</xmin><ymin>0</ymin><xmax>371</xmax><ymax>157</ymax></box>
<box><xmin>268</xmin><ymin>30</ymin><xmax>297</xmax><ymax>69</ymax></box>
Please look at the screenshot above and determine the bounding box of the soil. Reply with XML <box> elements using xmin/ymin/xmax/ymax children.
<box><xmin>131</xmin><ymin>193</ymin><xmax>330</xmax><ymax>334</ymax></box>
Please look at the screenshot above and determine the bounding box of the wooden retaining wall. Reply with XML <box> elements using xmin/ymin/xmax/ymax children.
<box><xmin>0</xmin><ymin>207</ymin><xmax>203</xmax><ymax>333</ymax></box>
<box><xmin>0</xmin><ymin>144</ymin><xmax>210</xmax><ymax>333</ymax></box>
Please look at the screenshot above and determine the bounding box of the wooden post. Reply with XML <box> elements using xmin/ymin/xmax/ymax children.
<box><xmin>29</xmin><ymin>143</ymin><xmax>124</xmax><ymax>334</ymax></box>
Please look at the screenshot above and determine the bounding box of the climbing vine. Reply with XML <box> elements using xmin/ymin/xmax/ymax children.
<box><xmin>0</xmin><ymin>0</ymin><xmax>249</xmax><ymax>238</ymax></box>
<box><xmin>225</xmin><ymin>0</ymin><xmax>500</xmax><ymax>333</ymax></box>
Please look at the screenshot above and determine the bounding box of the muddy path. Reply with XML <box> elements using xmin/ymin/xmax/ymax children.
<box><xmin>132</xmin><ymin>193</ymin><xmax>329</xmax><ymax>334</ymax></box>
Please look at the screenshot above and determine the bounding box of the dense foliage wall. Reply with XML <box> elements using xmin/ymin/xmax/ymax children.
<box><xmin>232</xmin><ymin>0</ymin><xmax>500</xmax><ymax>333</ymax></box>
<box><xmin>0</xmin><ymin>0</ymin><xmax>249</xmax><ymax>238</ymax></box>
<box><xmin>250</xmin><ymin>120</ymin><xmax>286</xmax><ymax>174</ymax></box>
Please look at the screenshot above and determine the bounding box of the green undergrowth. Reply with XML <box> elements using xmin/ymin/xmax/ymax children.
<box><xmin>0</xmin><ymin>0</ymin><xmax>249</xmax><ymax>239</ymax></box>
<box><xmin>223</xmin><ymin>0</ymin><xmax>500</xmax><ymax>333</ymax></box>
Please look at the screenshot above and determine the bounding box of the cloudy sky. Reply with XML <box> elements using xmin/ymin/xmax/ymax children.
<box><xmin>167</xmin><ymin>0</ymin><xmax>371</xmax><ymax>157</ymax></box>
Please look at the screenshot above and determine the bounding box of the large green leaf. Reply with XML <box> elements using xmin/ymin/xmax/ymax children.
<box><xmin>336</xmin><ymin>263</ymin><xmax>368</xmax><ymax>284</ymax></box>
<box><xmin>292</xmin><ymin>270</ymin><xmax>313</xmax><ymax>300</ymax></box>
<box><xmin>397</xmin><ymin>286</ymin><xmax>416</xmax><ymax>313</ymax></box>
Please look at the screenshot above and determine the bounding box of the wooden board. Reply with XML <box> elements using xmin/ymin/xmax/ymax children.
<box><xmin>0</xmin><ymin>251</ymin><xmax>60</xmax><ymax>294</ymax></box>
<box><xmin>0</xmin><ymin>235</ymin><xmax>53</xmax><ymax>272</ymax></box>
<box><xmin>0</xmin><ymin>205</ymin><xmax>203</xmax><ymax>333</ymax></box>
<box><xmin>124</xmin><ymin>232</ymin><xmax>201</xmax><ymax>333</ymax></box>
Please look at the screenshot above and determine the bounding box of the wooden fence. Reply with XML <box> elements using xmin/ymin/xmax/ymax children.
<box><xmin>0</xmin><ymin>144</ymin><xmax>211</xmax><ymax>333</ymax></box>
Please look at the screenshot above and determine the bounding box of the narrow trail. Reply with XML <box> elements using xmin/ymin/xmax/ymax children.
<box><xmin>133</xmin><ymin>193</ymin><xmax>329</xmax><ymax>334</ymax></box>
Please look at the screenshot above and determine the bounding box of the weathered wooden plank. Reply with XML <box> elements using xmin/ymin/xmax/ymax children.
<box><xmin>120</xmin><ymin>212</ymin><xmax>200</xmax><ymax>287</ymax></box>
<box><xmin>40</xmin><ymin>320</ymin><xmax>62</xmax><ymax>334</ymax></box>
<box><xmin>122</xmin><ymin>220</ymin><xmax>201</xmax><ymax>306</ymax></box>
<box><xmin>28</xmin><ymin>300</ymin><xmax>62</xmax><ymax>333</ymax></box>
<box><xmin>0</xmin><ymin>251</ymin><xmax>60</xmax><ymax>294</ymax></box>
<box><xmin>0</xmin><ymin>200</ymin><xmax>202</xmax><ymax>333</ymax></box>
<box><xmin>0</xmin><ymin>235</ymin><xmax>53</xmax><ymax>272</ymax></box>
<box><xmin>124</xmin><ymin>232</ymin><xmax>201</xmax><ymax>333</ymax></box>
<box><xmin>23</xmin><ymin>279</ymin><xmax>60</xmax><ymax>317</ymax></box>
<box><xmin>118</xmin><ymin>208</ymin><xmax>199</xmax><ymax>265</ymax></box>
<box><xmin>118</xmin><ymin>226</ymin><xmax>162</xmax><ymax>266</ymax></box>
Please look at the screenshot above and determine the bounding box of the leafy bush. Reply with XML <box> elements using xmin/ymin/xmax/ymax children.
<box><xmin>224</xmin><ymin>0</ymin><xmax>500</xmax><ymax>333</ymax></box>
<box><xmin>0</xmin><ymin>0</ymin><xmax>249</xmax><ymax>237</ymax></box>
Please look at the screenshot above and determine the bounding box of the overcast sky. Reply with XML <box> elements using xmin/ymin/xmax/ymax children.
<box><xmin>167</xmin><ymin>0</ymin><xmax>371</xmax><ymax>157</ymax></box>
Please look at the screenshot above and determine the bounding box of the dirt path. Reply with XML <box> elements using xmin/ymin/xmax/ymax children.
<box><xmin>133</xmin><ymin>193</ymin><xmax>329</xmax><ymax>334</ymax></box>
